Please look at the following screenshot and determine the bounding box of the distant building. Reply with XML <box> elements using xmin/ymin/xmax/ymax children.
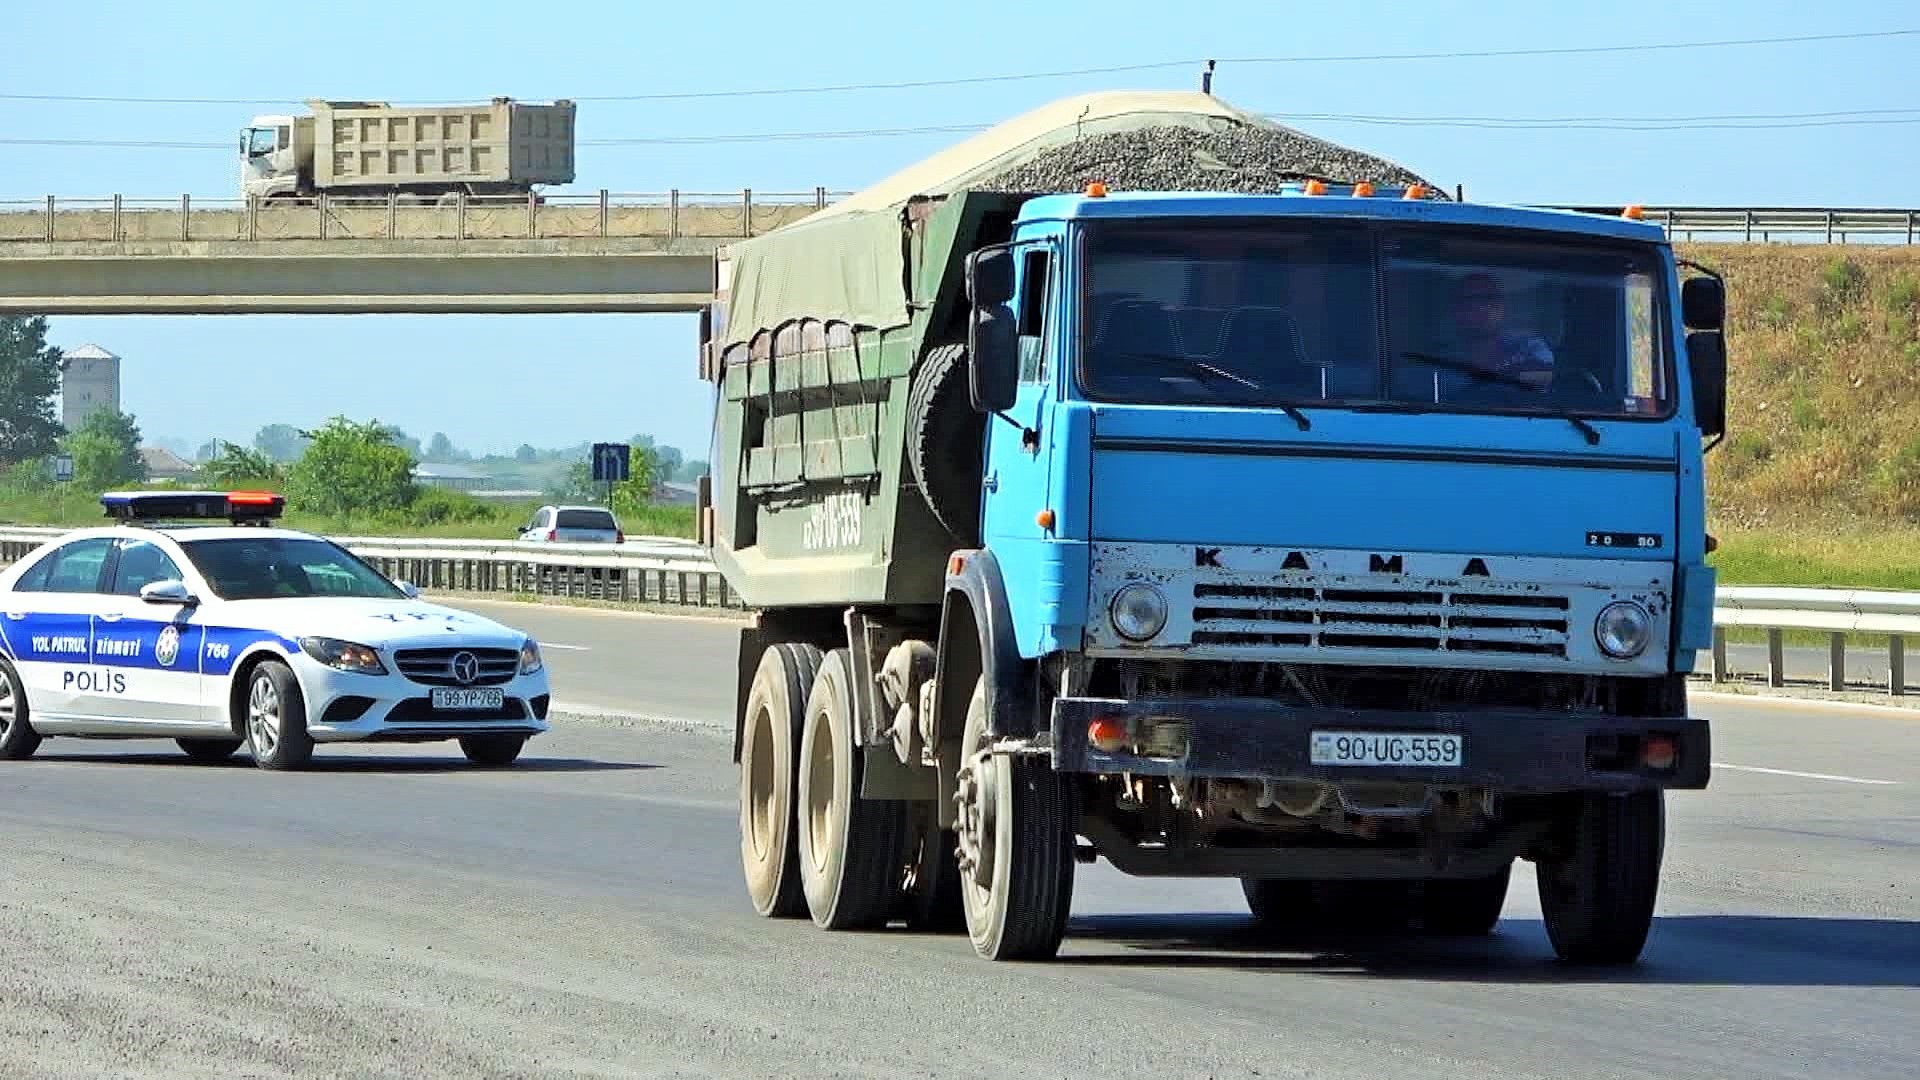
<box><xmin>412</xmin><ymin>462</ymin><xmax>492</xmax><ymax>492</ymax></box>
<box><xmin>139</xmin><ymin>446</ymin><xmax>196</xmax><ymax>483</ymax></box>
<box><xmin>59</xmin><ymin>344</ymin><xmax>121</xmax><ymax>430</ymax></box>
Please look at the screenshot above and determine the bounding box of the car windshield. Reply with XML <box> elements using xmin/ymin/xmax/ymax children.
<box><xmin>178</xmin><ymin>536</ymin><xmax>406</xmax><ymax>601</ymax></box>
<box><xmin>1077</xmin><ymin>219</ymin><xmax>1671</xmax><ymax>419</ymax></box>
<box><xmin>556</xmin><ymin>509</ymin><xmax>616</xmax><ymax>530</ymax></box>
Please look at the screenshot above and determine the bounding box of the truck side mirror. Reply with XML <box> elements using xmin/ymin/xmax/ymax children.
<box><xmin>1686</xmin><ymin>330</ymin><xmax>1727</xmax><ymax>438</ymax></box>
<box><xmin>969</xmin><ymin>305</ymin><xmax>1019</xmax><ymax>413</ymax></box>
<box><xmin>1682</xmin><ymin>276</ymin><xmax>1725</xmax><ymax>331</ymax></box>
<box><xmin>967</xmin><ymin>248</ymin><xmax>1015</xmax><ymax>307</ymax></box>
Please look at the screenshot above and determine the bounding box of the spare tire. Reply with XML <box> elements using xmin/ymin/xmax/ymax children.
<box><xmin>907</xmin><ymin>342</ymin><xmax>985</xmax><ymax>543</ymax></box>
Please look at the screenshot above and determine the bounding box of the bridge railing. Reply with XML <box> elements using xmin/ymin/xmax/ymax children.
<box><xmin>3</xmin><ymin>197</ymin><xmax>1918</xmax><ymax>246</ymax></box>
<box><xmin>3</xmin><ymin>525</ymin><xmax>1919</xmax><ymax>698</ymax></box>
<box><xmin>0</xmin><ymin>189</ymin><xmax>854</xmax><ymax>244</ymax></box>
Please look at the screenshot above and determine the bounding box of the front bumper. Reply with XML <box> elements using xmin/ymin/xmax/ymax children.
<box><xmin>295</xmin><ymin>660</ymin><xmax>553</xmax><ymax>743</ymax></box>
<box><xmin>1049</xmin><ymin>696</ymin><xmax>1709</xmax><ymax>793</ymax></box>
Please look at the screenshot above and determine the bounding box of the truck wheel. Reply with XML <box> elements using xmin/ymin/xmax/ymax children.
<box><xmin>796</xmin><ymin>649</ymin><xmax>910</xmax><ymax>930</ymax></box>
<box><xmin>1537</xmin><ymin>791</ymin><xmax>1664</xmax><ymax>965</ymax></box>
<box><xmin>1413</xmin><ymin>862</ymin><xmax>1511</xmax><ymax>936</ymax></box>
<box><xmin>739</xmin><ymin>643</ymin><xmax>822</xmax><ymax>918</ymax></box>
<box><xmin>900</xmin><ymin>813</ymin><xmax>966</xmax><ymax>932</ymax></box>
<box><xmin>0</xmin><ymin>657</ymin><xmax>43</xmax><ymax>760</ymax></box>
<box><xmin>955</xmin><ymin>675</ymin><xmax>1075</xmax><ymax>960</ymax></box>
<box><xmin>907</xmin><ymin>343</ymin><xmax>984</xmax><ymax>543</ymax></box>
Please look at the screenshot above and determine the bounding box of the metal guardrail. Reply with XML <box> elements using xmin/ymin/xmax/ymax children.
<box><xmin>0</xmin><ymin>190</ymin><xmax>852</xmax><ymax>244</ymax></box>
<box><xmin>0</xmin><ymin>527</ymin><xmax>741</xmax><ymax>610</ymax></box>
<box><xmin>3</xmin><ymin>196</ymin><xmax>1916</xmax><ymax>245</ymax></box>
<box><xmin>1712</xmin><ymin>586</ymin><xmax>1919</xmax><ymax>695</ymax></box>
<box><xmin>1545</xmin><ymin>205</ymin><xmax>1920</xmax><ymax>245</ymax></box>
<box><xmin>2</xmin><ymin>524</ymin><xmax>1916</xmax><ymax>694</ymax></box>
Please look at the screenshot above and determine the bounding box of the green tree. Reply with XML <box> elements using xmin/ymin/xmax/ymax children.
<box><xmin>674</xmin><ymin>458</ymin><xmax>709</xmax><ymax>483</ymax></box>
<box><xmin>285</xmin><ymin>416</ymin><xmax>416</xmax><ymax>517</ymax></box>
<box><xmin>253</xmin><ymin>422</ymin><xmax>310</xmax><ymax>462</ymax></box>
<box><xmin>199</xmin><ymin>440</ymin><xmax>283</xmax><ymax>486</ymax></box>
<box><xmin>426</xmin><ymin>431</ymin><xmax>460</xmax><ymax>461</ymax></box>
<box><xmin>514</xmin><ymin>443</ymin><xmax>538</xmax><ymax>464</ymax></box>
<box><xmin>0</xmin><ymin>316</ymin><xmax>66</xmax><ymax>466</ymax></box>
<box><xmin>66</xmin><ymin>408</ymin><xmax>145</xmax><ymax>490</ymax></box>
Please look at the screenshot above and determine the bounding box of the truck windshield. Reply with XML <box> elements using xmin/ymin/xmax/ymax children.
<box><xmin>1077</xmin><ymin>220</ymin><xmax>1671</xmax><ymax>419</ymax></box>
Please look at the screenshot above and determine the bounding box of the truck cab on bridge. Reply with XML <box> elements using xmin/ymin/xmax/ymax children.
<box><xmin>702</xmin><ymin>93</ymin><xmax>1726</xmax><ymax>967</ymax></box>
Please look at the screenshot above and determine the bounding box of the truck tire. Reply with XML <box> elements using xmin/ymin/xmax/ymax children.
<box><xmin>956</xmin><ymin>675</ymin><xmax>1074</xmax><ymax>960</ymax></box>
<box><xmin>739</xmin><ymin>642</ymin><xmax>823</xmax><ymax>918</ymax></box>
<box><xmin>1241</xmin><ymin>879</ymin><xmax>1319</xmax><ymax>928</ymax></box>
<box><xmin>907</xmin><ymin>343</ymin><xmax>985</xmax><ymax>543</ymax></box>
<box><xmin>1537</xmin><ymin>791</ymin><xmax>1664</xmax><ymax>965</ymax></box>
<box><xmin>796</xmin><ymin>649</ymin><xmax>911</xmax><ymax>930</ymax></box>
<box><xmin>900</xmin><ymin>814</ymin><xmax>966</xmax><ymax>932</ymax></box>
<box><xmin>1242</xmin><ymin>879</ymin><xmax>1412</xmax><ymax>934</ymax></box>
<box><xmin>1413</xmin><ymin>862</ymin><xmax>1511</xmax><ymax>936</ymax></box>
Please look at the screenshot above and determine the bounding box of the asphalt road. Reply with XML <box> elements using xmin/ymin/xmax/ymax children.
<box><xmin>0</xmin><ymin>598</ymin><xmax>1913</xmax><ymax>1080</ymax></box>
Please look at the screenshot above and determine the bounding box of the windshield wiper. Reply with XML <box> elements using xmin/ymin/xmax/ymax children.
<box><xmin>1109</xmin><ymin>349</ymin><xmax>1310</xmax><ymax>430</ymax></box>
<box><xmin>1400</xmin><ymin>350</ymin><xmax>1598</xmax><ymax>445</ymax></box>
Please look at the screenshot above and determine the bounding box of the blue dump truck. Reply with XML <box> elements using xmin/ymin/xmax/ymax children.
<box><xmin>699</xmin><ymin>92</ymin><xmax>1726</xmax><ymax>964</ymax></box>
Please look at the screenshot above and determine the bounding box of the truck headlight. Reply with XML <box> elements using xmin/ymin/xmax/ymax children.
<box><xmin>1594</xmin><ymin>601</ymin><xmax>1652</xmax><ymax>659</ymax></box>
<box><xmin>518</xmin><ymin>639</ymin><xmax>544</xmax><ymax>675</ymax></box>
<box><xmin>1110</xmin><ymin>584</ymin><xmax>1168</xmax><ymax>642</ymax></box>
<box><xmin>298</xmin><ymin>637</ymin><xmax>386</xmax><ymax>675</ymax></box>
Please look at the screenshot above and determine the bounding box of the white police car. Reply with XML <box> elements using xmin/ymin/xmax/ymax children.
<box><xmin>0</xmin><ymin>490</ymin><xmax>552</xmax><ymax>770</ymax></box>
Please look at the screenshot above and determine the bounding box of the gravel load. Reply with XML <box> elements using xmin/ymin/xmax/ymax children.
<box><xmin>975</xmin><ymin>122</ymin><xmax>1445</xmax><ymax>198</ymax></box>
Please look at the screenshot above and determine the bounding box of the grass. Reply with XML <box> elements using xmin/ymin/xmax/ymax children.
<box><xmin>0</xmin><ymin>486</ymin><xmax>699</xmax><ymax>541</ymax></box>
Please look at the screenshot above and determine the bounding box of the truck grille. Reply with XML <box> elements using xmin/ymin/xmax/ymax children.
<box><xmin>1189</xmin><ymin>583</ymin><xmax>1570</xmax><ymax>658</ymax></box>
<box><xmin>392</xmin><ymin>647</ymin><xmax>520</xmax><ymax>686</ymax></box>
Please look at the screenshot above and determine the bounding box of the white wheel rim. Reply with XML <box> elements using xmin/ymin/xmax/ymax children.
<box><xmin>0</xmin><ymin>676</ymin><xmax>15</xmax><ymax>736</ymax></box>
<box><xmin>248</xmin><ymin>675</ymin><xmax>281</xmax><ymax>756</ymax></box>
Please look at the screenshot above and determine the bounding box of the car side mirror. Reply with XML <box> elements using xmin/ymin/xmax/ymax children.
<box><xmin>139</xmin><ymin>579</ymin><xmax>198</xmax><ymax>606</ymax></box>
<box><xmin>395</xmin><ymin>580</ymin><xmax>421</xmax><ymax>599</ymax></box>
<box><xmin>1686</xmin><ymin>330</ymin><xmax>1727</xmax><ymax>439</ymax></box>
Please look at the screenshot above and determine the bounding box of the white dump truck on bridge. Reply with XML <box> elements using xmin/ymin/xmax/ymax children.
<box><xmin>240</xmin><ymin>98</ymin><xmax>576</xmax><ymax>203</ymax></box>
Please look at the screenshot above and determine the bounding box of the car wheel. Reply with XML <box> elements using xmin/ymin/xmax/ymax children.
<box><xmin>244</xmin><ymin>659</ymin><xmax>314</xmax><ymax>770</ymax></box>
<box><xmin>177</xmin><ymin>737</ymin><xmax>243</xmax><ymax>763</ymax></box>
<box><xmin>0</xmin><ymin>656</ymin><xmax>43</xmax><ymax>760</ymax></box>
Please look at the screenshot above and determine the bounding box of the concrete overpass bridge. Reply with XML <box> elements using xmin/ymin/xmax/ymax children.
<box><xmin>0</xmin><ymin>190</ymin><xmax>840</xmax><ymax>315</ymax></box>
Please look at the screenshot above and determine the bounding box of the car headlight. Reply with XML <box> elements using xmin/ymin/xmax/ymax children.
<box><xmin>1110</xmin><ymin>583</ymin><xmax>1169</xmax><ymax>642</ymax></box>
<box><xmin>1594</xmin><ymin>601</ymin><xmax>1653</xmax><ymax>659</ymax></box>
<box><xmin>298</xmin><ymin>636</ymin><xmax>386</xmax><ymax>674</ymax></box>
<box><xmin>519</xmin><ymin>639</ymin><xmax>544</xmax><ymax>675</ymax></box>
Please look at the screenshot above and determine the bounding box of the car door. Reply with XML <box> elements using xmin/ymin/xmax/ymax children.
<box><xmin>95</xmin><ymin>536</ymin><xmax>210</xmax><ymax>726</ymax></box>
<box><xmin>0</xmin><ymin>537</ymin><xmax>119</xmax><ymax>724</ymax></box>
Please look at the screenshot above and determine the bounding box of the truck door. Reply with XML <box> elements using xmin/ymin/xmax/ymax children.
<box><xmin>978</xmin><ymin>235</ymin><xmax>1061</xmax><ymax>604</ymax></box>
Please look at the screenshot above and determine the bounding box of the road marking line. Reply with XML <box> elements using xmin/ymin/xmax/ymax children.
<box><xmin>1692</xmin><ymin>689</ymin><xmax>1920</xmax><ymax>721</ymax></box>
<box><xmin>541</xmin><ymin>642</ymin><xmax>590</xmax><ymax>651</ymax></box>
<box><xmin>1713</xmin><ymin>762</ymin><xmax>1901</xmax><ymax>786</ymax></box>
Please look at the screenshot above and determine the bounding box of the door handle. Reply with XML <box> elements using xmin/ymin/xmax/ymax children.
<box><xmin>983</xmin><ymin>472</ymin><xmax>999</xmax><ymax>493</ymax></box>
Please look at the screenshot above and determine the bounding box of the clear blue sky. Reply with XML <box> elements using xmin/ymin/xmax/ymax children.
<box><xmin>4</xmin><ymin>0</ymin><xmax>1913</xmax><ymax>461</ymax></box>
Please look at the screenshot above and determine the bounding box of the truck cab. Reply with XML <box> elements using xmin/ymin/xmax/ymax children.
<box><xmin>951</xmin><ymin>184</ymin><xmax>1724</xmax><ymax>959</ymax></box>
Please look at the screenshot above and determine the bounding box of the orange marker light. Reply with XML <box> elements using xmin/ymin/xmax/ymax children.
<box><xmin>948</xmin><ymin>554</ymin><xmax>968</xmax><ymax>576</ymax></box>
<box><xmin>1036</xmin><ymin>508</ymin><xmax>1056</xmax><ymax>530</ymax></box>
<box><xmin>1642</xmin><ymin>734</ymin><xmax>1678</xmax><ymax>771</ymax></box>
<box><xmin>1086</xmin><ymin>182</ymin><xmax>1108</xmax><ymax>197</ymax></box>
<box><xmin>1303</xmin><ymin>180</ymin><xmax>1328</xmax><ymax>196</ymax></box>
<box><xmin>1088</xmin><ymin>716</ymin><xmax>1128</xmax><ymax>753</ymax></box>
<box><xmin>1622</xmin><ymin>204</ymin><xmax>1645</xmax><ymax>220</ymax></box>
<box><xmin>1404</xmin><ymin>184</ymin><xmax>1428</xmax><ymax>200</ymax></box>
<box><xmin>1353</xmin><ymin>182</ymin><xmax>1375</xmax><ymax>197</ymax></box>
<box><xmin>227</xmin><ymin>491</ymin><xmax>279</xmax><ymax>505</ymax></box>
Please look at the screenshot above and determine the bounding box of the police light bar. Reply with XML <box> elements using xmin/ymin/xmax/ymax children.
<box><xmin>99</xmin><ymin>490</ymin><xmax>286</xmax><ymax>525</ymax></box>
